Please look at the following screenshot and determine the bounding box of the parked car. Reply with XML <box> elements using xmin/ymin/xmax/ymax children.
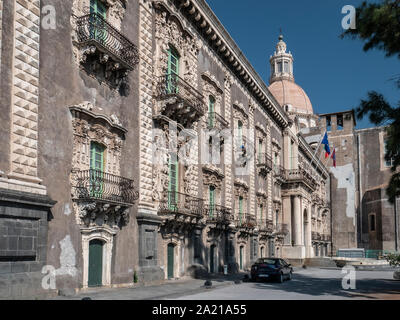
<box><xmin>250</xmin><ymin>258</ymin><xmax>293</xmax><ymax>283</ymax></box>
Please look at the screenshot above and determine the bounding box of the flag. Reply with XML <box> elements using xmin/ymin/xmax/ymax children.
<box><xmin>321</xmin><ymin>132</ymin><xmax>331</xmax><ymax>158</ymax></box>
<box><xmin>331</xmin><ymin>148</ymin><xmax>336</xmax><ymax>168</ymax></box>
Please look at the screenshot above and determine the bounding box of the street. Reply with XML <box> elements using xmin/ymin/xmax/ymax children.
<box><xmin>53</xmin><ymin>268</ymin><xmax>400</xmax><ymax>300</ymax></box>
<box><xmin>174</xmin><ymin>268</ymin><xmax>400</xmax><ymax>300</ymax></box>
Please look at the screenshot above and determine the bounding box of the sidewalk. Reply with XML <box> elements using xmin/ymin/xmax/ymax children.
<box><xmin>52</xmin><ymin>273</ymin><xmax>246</xmax><ymax>300</ymax></box>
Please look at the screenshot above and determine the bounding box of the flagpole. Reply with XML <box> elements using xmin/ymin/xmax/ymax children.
<box><xmin>324</xmin><ymin>143</ymin><xmax>334</xmax><ymax>167</ymax></box>
<box><xmin>309</xmin><ymin>131</ymin><xmax>326</xmax><ymax>170</ymax></box>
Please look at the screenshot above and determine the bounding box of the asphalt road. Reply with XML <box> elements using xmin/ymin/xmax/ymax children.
<box><xmin>174</xmin><ymin>268</ymin><xmax>400</xmax><ymax>300</ymax></box>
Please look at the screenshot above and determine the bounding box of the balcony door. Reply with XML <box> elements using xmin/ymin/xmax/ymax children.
<box><xmin>90</xmin><ymin>142</ymin><xmax>105</xmax><ymax>198</ymax></box>
<box><xmin>238</xmin><ymin>196</ymin><xmax>243</xmax><ymax>225</ymax></box>
<box><xmin>90</xmin><ymin>0</ymin><xmax>107</xmax><ymax>43</ymax></box>
<box><xmin>168</xmin><ymin>154</ymin><xmax>179</xmax><ymax>210</ymax></box>
<box><xmin>208</xmin><ymin>96</ymin><xmax>215</xmax><ymax>128</ymax></box>
<box><xmin>209</xmin><ymin>186</ymin><xmax>215</xmax><ymax>218</ymax></box>
<box><xmin>167</xmin><ymin>47</ymin><xmax>180</xmax><ymax>94</ymax></box>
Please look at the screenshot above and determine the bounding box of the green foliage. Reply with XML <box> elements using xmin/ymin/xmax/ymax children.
<box><xmin>341</xmin><ymin>0</ymin><xmax>400</xmax><ymax>59</ymax></box>
<box><xmin>342</xmin><ymin>0</ymin><xmax>400</xmax><ymax>203</ymax></box>
<box><xmin>385</xmin><ymin>253</ymin><xmax>400</xmax><ymax>267</ymax></box>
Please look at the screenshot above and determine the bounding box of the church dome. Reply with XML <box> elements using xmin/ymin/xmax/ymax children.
<box><xmin>268</xmin><ymin>79</ymin><xmax>313</xmax><ymax>114</ymax></box>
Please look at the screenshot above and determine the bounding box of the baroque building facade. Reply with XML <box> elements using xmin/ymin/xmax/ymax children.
<box><xmin>0</xmin><ymin>0</ymin><xmax>337</xmax><ymax>298</ymax></box>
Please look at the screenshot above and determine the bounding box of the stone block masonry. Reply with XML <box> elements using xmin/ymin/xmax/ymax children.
<box><xmin>9</xmin><ymin>0</ymin><xmax>41</xmax><ymax>182</ymax></box>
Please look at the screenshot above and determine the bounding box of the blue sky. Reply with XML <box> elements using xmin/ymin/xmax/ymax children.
<box><xmin>206</xmin><ymin>0</ymin><xmax>399</xmax><ymax>129</ymax></box>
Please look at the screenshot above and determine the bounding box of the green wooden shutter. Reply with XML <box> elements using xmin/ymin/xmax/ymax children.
<box><xmin>90</xmin><ymin>142</ymin><xmax>105</xmax><ymax>198</ymax></box>
<box><xmin>88</xmin><ymin>239</ymin><xmax>103</xmax><ymax>287</ymax></box>
<box><xmin>167</xmin><ymin>244</ymin><xmax>174</xmax><ymax>279</ymax></box>
<box><xmin>167</xmin><ymin>48</ymin><xmax>179</xmax><ymax>94</ymax></box>
<box><xmin>239</xmin><ymin>196</ymin><xmax>243</xmax><ymax>225</ymax></box>
<box><xmin>208</xmin><ymin>96</ymin><xmax>215</xmax><ymax>128</ymax></box>
<box><xmin>168</xmin><ymin>154</ymin><xmax>178</xmax><ymax>210</ymax></box>
<box><xmin>209</xmin><ymin>186</ymin><xmax>215</xmax><ymax>218</ymax></box>
<box><xmin>90</xmin><ymin>0</ymin><xmax>107</xmax><ymax>42</ymax></box>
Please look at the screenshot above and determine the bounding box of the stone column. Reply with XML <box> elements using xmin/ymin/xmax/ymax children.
<box><xmin>282</xmin><ymin>196</ymin><xmax>291</xmax><ymax>245</ymax></box>
<box><xmin>293</xmin><ymin>195</ymin><xmax>302</xmax><ymax>246</ymax></box>
<box><xmin>306</xmin><ymin>205</ymin><xmax>313</xmax><ymax>257</ymax></box>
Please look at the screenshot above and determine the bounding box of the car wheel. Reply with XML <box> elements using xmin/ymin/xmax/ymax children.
<box><xmin>278</xmin><ymin>273</ymin><xmax>284</xmax><ymax>283</ymax></box>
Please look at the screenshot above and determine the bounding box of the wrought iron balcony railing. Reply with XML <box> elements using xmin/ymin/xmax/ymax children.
<box><xmin>257</xmin><ymin>153</ymin><xmax>273</xmax><ymax>174</ymax></box>
<box><xmin>285</xmin><ymin>169</ymin><xmax>317</xmax><ymax>190</ymax></box>
<box><xmin>72</xmin><ymin>169</ymin><xmax>139</xmax><ymax>205</ymax></box>
<box><xmin>159</xmin><ymin>191</ymin><xmax>204</xmax><ymax>217</ymax></box>
<box><xmin>204</xmin><ymin>205</ymin><xmax>233</xmax><ymax>224</ymax></box>
<box><xmin>154</xmin><ymin>74</ymin><xmax>205</xmax><ymax>126</ymax></box>
<box><xmin>236</xmin><ymin>213</ymin><xmax>256</xmax><ymax>229</ymax></box>
<box><xmin>75</xmin><ymin>12</ymin><xmax>139</xmax><ymax>70</ymax></box>
<box><xmin>207</xmin><ymin>112</ymin><xmax>229</xmax><ymax>131</ymax></box>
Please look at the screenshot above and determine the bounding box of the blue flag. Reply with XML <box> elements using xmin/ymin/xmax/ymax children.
<box><xmin>322</xmin><ymin>132</ymin><xmax>331</xmax><ymax>158</ymax></box>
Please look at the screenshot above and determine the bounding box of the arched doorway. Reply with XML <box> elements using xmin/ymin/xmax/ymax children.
<box><xmin>260</xmin><ymin>246</ymin><xmax>264</xmax><ymax>258</ymax></box>
<box><xmin>88</xmin><ymin>239</ymin><xmax>104</xmax><ymax>287</ymax></box>
<box><xmin>210</xmin><ymin>245</ymin><xmax>216</xmax><ymax>273</ymax></box>
<box><xmin>167</xmin><ymin>243</ymin><xmax>175</xmax><ymax>279</ymax></box>
<box><xmin>303</xmin><ymin>209</ymin><xmax>308</xmax><ymax>246</ymax></box>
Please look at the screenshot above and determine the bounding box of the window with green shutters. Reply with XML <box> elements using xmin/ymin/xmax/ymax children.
<box><xmin>209</xmin><ymin>186</ymin><xmax>215</xmax><ymax>217</ymax></box>
<box><xmin>90</xmin><ymin>142</ymin><xmax>105</xmax><ymax>198</ymax></box>
<box><xmin>90</xmin><ymin>0</ymin><xmax>107</xmax><ymax>43</ymax></box>
<box><xmin>167</xmin><ymin>47</ymin><xmax>180</xmax><ymax>94</ymax></box>
<box><xmin>208</xmin><ymin>96</ymin><xmax>215</xmax><ymax>128</ymax></box>
<box><xmin>258</xmin><ymin>139</ymin><xmax>263</xmax><ymax>163</ymax></box>
<box><xmin>168</xmin><ymin>153</ymin><xmax>179</xmax><ymax>210</ymax></box>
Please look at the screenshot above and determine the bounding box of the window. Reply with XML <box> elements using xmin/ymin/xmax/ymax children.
<box><xmin>284</xmin><ymin>61</ymin><xmax>289</xmax><ymax>73</ymax></box>
<box><xmin>168</xmin><ymin>153</ymin><xmax>179</xmax><ymax>209</ymax></box>
<box><xmin>90</xmin><ymin>142</ymin><xmax>105</xmax><ymax>198</ymax></box>
<box><xmin>337</xmin><ymin>115</ymin><xmax>344</xmax><ymax>130</ymax></box>
<box><xmin>208</xmin><ymin>96</ymin><xmax>215</xmax><ymax>128</ymax></box>
<box><xmin>369</xmin><ymin>214</ymin><xmax>376</xmax><ymax>232</ymax></box>
<box><xmin>167</xmin><ymin>47</ymin><xmax>180</xmax><ymax>94</ymax></box>
<box><xmin>90</xmin><ymin>0</ymin><xmax>107</xmax><ymax>42</ymax></box>
<box><xmin>238</xmin><ymin>121</ymin><xmax>243</xmax><ymax>147</ymax></box>
<box><xmin>384</xmin><ymin>139</ymin><xmax>395</xmax><ymax>167</ymax></box>
<box><xmin>259</xmin><ymin>204</ymin><xmax>263</xmax><ymax>221</ymax></box>
<box><xmin>258</xmin><ymin>139</ymin><xmax>263</xmax><ymax>163</ymax></box>
<box><xmin>326</xmin><ymin>116</ymin><xmax>332</xmax><ymax>131</ymax></box>
<box><xmin>209</xmin><ymin>186</ymin><xmax>215</xmax><ymax>217</ymax></box>
<box><xmin>239</xmin><ymin>196</ymin><xmax>244</xmax><ymax>224</ymax></box>
<box><xmin>277</xmin><ymin>62</ymin><xmax>282</xmax><ymax>73</ymax></box>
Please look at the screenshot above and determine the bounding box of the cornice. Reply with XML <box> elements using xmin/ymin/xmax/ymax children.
<box><xmin>159</xmin><ymin>0</ymin><xmax>289</xmax><ymax>129</ymax></box>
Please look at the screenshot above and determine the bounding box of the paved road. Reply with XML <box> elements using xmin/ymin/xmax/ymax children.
<box><xmin>174</xmin><ymin>268</ymin><xmax>400</xmax><ymax>300</ymax></box>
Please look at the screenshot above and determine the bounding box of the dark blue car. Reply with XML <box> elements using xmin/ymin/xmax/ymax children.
<box><xmin>250</xmin><ymin>258</ymin><xmax>293</xmax><ymax>283</ymax></box>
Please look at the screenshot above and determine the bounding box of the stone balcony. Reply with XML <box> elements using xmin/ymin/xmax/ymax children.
<box><xmin>74</xmin><ymin>12</ymin><xmax>139</xmax><ymax>92</ymax></box>
<box><xmin>273</xmin><ymin>165</ymin><xmax>286</xmax><ymax>183</ymax></box>
<box><xmin>257</xmin><ymin>153</ymin><xmax>273</xmax><ymax>176</ymax></box>
<box><xmin>285</xmin><ymin>169</ymin><xmax>317</xmax><ymax>191</ymax></box>
<box><xmin>71</xmin><ymin>169</ymin><xmax>139</xmax><ymax>228</ymax></box>
<box><xmin>154</xmin><ymin>74</ymin><xmax>206</xmax><ymax>128</ymax></box>
<box><xmin>258</xmin><ymin>219</ymin><xmax>274</xmax><ymax>234</ymax></box>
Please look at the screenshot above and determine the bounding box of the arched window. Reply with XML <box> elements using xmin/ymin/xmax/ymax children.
<box><xmin>238</xmin><ymin>120</ymin><xmax>243</xmax><ymax>146</ymax></box>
